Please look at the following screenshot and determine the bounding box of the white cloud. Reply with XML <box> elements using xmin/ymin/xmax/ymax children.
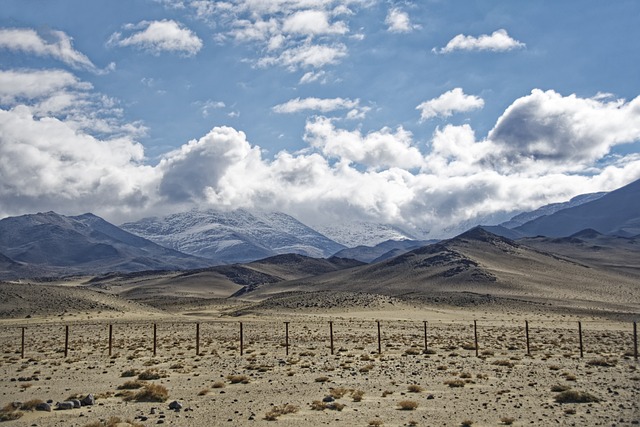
<box><xmin>304</xmin><ymin>116</ymin><xmax>425</xmax><ymax>169</ymax></box>
<box><xmin>0</xmin><ymin>27</ymin><xmax>101</xmax><ymax>72</ymax></box>
<box><xmin>416</xmin><ymin>88</ymin><xmax>485</xmax><ymax>121</ymax></box>
<box><xmin>258</xmin><ymin>42</ymin><xmax>347</xmax><ymax>70</ymax></box>
<box><xmin>108</xmin><ymin>20</ymin><xmax>203</xmax><ymax>56</ymax></box>
<box><xmin>195</xmin><ymin>99</ymin><xmax>226</xmax><ymax>117</ymax></box>
<box><xmin>273</xmin><ymin>97</ymin><xmax>359</xmax><ymax>113</ymax></box>
<box><xmin>299</xmin><ymin>70</ymin><xmax>328</xmax><ymax>84</ymax></box>
<box><xmin>385</xmin><ymin>8</ymin><xmax>420</xmax><ymax>33</ymax></box>
<box><xmin>485</xmin><ymin>89</ymin><xmax>640</xmax><ymax>173</ymax></box>
<box><xmin>434</xmin><ymin>29</ymin><xmax>525</xmax><ymax>54</ymax></box>
<box><xmin>0</xmin><ymin>69</ymin><xmax>91</xmax><ymax>104</ymax></box>
<box><xmin>282</xmin><ymin>10</ymin><xmax>348</xmax><ymax>35</ymax></box>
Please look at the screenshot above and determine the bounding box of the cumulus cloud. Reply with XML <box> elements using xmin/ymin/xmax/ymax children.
<box><xmin>163</xmin><ymin>0</ymin><xmax>371</xmax><ymax>74</ymax></box>
<box><xmin>2</xmin><ymin>80</ymin><xmax>640</xmax><ymax>238</ymax></box>
<box><xmin>304</xmin><ymin>116</ymin><xmax>425</xmax><ymax>169</ymax></box>
<box><xmin>385</xmin><ymin>8</ymin><xmax>420</xmax><ymax>33</ymax></box>
<box><xmin>282</xmin><ymin>10</ymin><xmax>348</xmax><ymax>35</ymax></box>
<box><xmin>108</xmin><ymin>20</ymin><xmax>203</xmax><ymax>56</ymax></box>
<box><xmin>0</xmin><ymin>27</ymin><xmax>103</xmax><ymax>72</ymax></box>
<box><xmin>434</xmin><ymin>29</ymin><xmax>525</xmax><ymax>53</ymax></box>
<box><xmin>0</xmin><ymin>69</ymin><xmax>90</xmax><ymax>104</ymax></box>
<box><xmin>485</xmin><ymin>89</ymin><xmax>640</xmax><ymax>172</ymax></box>
<box><xmin>417</xmin><ymin>88</ymin><xmax>484</xmax><ymax>121</ymax></box>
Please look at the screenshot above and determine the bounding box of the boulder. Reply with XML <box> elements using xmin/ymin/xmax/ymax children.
<box><xmin>81</xmin><ymin>394</ymin><xmax>95</xmax><ymax>406</ymax></box>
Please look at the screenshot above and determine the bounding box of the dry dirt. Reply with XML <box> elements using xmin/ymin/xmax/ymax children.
<box><xmin>0</xmin><ymin>292</ymin><xmax>638</xmax><ymax>427</ymax></box>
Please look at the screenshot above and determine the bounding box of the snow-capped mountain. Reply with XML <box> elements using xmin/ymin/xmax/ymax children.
<box><xmin>311</xmin><ymin>221</ymin><xmax>421</xmax><ymax>247</ymax></box>
<box><xmin>120</xmin><ymin>209</ymin><xmax>346</xmax><ymax>264</ymax></box>
<box><xmin>501</xmin><ymin>192</ymin><xmax>607</xmax><ymax>229</ymax></box>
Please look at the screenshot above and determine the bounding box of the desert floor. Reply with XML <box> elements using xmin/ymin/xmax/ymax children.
<box><xmin>0</xmin><ymin>298</ymin><xmax>639</xmax><ymax>427</ymax></box>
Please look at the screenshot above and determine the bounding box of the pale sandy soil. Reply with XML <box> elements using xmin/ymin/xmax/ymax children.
<box><xmin>1</xmin><ymin>302</ymin><xmax>638</xmax><ymax>427</ymax></box>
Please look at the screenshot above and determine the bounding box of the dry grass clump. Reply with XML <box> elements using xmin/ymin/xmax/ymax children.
<box><xmin>227</xmin><ymin>374</ymin><xmax>250</xmax><ymax>384</ymax></box>
<box><xmin>83</xmin><ymin>417</ymin><xmax>145</xmax><ymax>427</ymax></box>
<box><xmin>198</xmin><ymin>388</ymin><xmax>210</xmax><ymax>396</ymax></box>
<box><xmin>554</xmin><ymin>390</ymin><xmax>600</xmax><ymax>404</ymax></box>
<box><xmin>0</xmin><ymin>403</ymin><xmax>23</xmax><ymax>422</ymax></box>
<box><xmin>586</xmin><ymin>358</ymin><xmax>616</xmax><ymax>367</ymax></box>
<box><xmin>118</xmin><ymin>380</ymin><xmax>145</xmax><ymax>390</ymax></box>
<box><xmin>461</xmin><ymin>420</ymin><xmax>474</xmax><ymax>427</ymax></box>
<box><xmin>500</xmin><ymin>416</ymin><xmax>516</xmax><ymax>425</ymax></box>
<box><xmin>368</xmin><ymin>419</ymin><xmax>384</xmax><ymax>426</ymax></box>
<box><xmin>407</xmin><ymin>384</ymin><xmax>424</xmax><ymax>393</ymax></box>
<box><xmin>264</xmin><ymin>404</ymin><xmax>298</xmax><ymax>421</ymax></box>
<box><xmin>397</xmin><ymin>400</ymin><xmax>418</xmax><ymax>410</ymax></box>
<box><xmin>121</xmin><ymin>368</ymin><xmax>138</xmax><ymax>377</ymax></box>
<box><xmin>551</xmin><ymin>384</ymin><xmax>571</xmax><ymax>392</ymax></box>
<box><xmin>137</xmin><ymin>369</ymin><xmax>166</xmax><ymax>380</ymax></box>
<box><xmin>310</xmin><ymin>400</ymin><xmax>345</xmax><ymax>411</ymax></box>
<box><xmin>444</xmin><ymin>379</ymin><xmax>465</xmax><ymax>388</ymax></box>
<box><xmin>315</xmin><ymin>376</ymin><xmax>330</xmax><ymax>383</ymax></box>
<box><xmin>492</xmin><ymin>360</ymin><xmax>515</xmax><ymax>368</ymax></box>
<box><xmin>329</xmin><ymin>387</ymin><xmax>349</xmax><ymax>399</ymax></box>
<box><xmin>212</xmin><ymin>380</ymin><xmax>225</xmax><ymax>388</ymax></box>
<box><xmin>19</xmin><ymin>399</ymin><xmax>44</xmax><ymax>411</ymax></box>
<box><xmin>351</xmin><ymin>389</ymin><xmax>365</xmax><ymax>402</ymax></box>
<box><xmin>123</xmin><ymin>383</ymin><xmax>169</xmax><ymax>402</ymax></box>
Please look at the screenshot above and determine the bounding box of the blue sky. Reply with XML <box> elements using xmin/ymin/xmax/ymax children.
<box><xmin>1</xmin><ymin>0</ymin><xmax>639</xmax><ymax>238</ymax></box>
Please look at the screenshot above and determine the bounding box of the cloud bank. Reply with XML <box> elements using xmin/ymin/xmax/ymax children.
<box><xmin>417</xmin><ymin>88</ymin><xmax>484</xmax><ymax>121</ymax></box>
<box><xmin>2</xmin><ymin>65</ymin><xmax>639</xmax><ymax>237</ymax></box>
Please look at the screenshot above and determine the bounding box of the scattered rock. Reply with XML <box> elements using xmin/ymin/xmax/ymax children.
<box><xmin>35</xmin><ymin>402</ymin><xmax>52</xmax><ymax>412</ymax></box>
<box><xmin>56</xmin><ymin>401</ymin><xmax>75</xmax><ymax>410</ymax></box>
<box><xmin>71</xmin><ymin>399</ymin><xmax>82</xmax><ymax>408</ymax></box>
<box><xmin>81</xmin><ymin>394</ymin><xmax>95</xmax><ymax>406</ymax></box>
<box><xmin>169</xmin><ymin>400</ymin><xmax>183</xmax><ymax>411</ymax></box>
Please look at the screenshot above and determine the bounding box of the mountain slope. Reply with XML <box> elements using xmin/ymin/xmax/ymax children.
<box><xmin>333</xmin><ymin>239</ymin><xmax>438</xmax><ymax>263</ymax></box>
<box><xmin>515</xmin><ymin>178</ymin><xmax>640</xmax><ymax>237</ymax></box>
<box><xmin>0</xmin><ymin>211</ymin><xmax>209</xmax><ymax>278</ymax></box>
<box><xmin>244</xmin><ymin>228</ymin><xmax>640</xmax><ymax>312</ymax></box>
<box><xmin>501</xmin><ymin>192</ymin><xmax>607</xmax><ymax>229</ymax></box>
<box><xmin>120</xmin><ymin>209</ymin><xmax>345</xmax><ymax>264</ymax></box>
<box><xmin>311</xmin><ymin>221</ymin><xmax>421</xmax><ymax>247</ymax></box>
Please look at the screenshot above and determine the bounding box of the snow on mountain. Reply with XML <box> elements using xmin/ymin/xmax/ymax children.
<box><xmin>311</xmin><ymin>221</ymin><xmax>420</xmax><ymax>247</ymax></box>
<box><xmin>120</xmin><ymin>209</ymin><xmax>345</xmax><ymax>264</ymax></box>
<box><xmin>501</xmin><ymin>192</ymin><xmax>607</xmax><ymax>229</ymax></box>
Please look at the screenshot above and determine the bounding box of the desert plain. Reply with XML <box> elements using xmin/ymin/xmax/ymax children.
<box><xmin>0</xmin><ymin>279</ymin><xmax>638</xmax><ymax>427</ymax></box>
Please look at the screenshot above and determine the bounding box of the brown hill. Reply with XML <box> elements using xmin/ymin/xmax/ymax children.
<box><xmin>244</xmin><ymin>228</ymin><xmax>640</xmax><ymax>314</ymax></box>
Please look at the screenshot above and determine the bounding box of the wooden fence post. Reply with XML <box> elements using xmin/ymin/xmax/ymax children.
<box><xmin>153</xmin><ymin>323</ymin><xmax>157</xmax><ymax>356</ymax></box>
<box><xmin>329</xmin><ymin>321</ymin><xmax>334</xmax><ymax>355</ymax></box>
<box><xmin>578</xmin><ymin>321</ymin><xmax>584</xmax><ymax>358</ymax></box>
<box><xmin>64</xmin><ymin>325</ymin><xmax>69</xmax><ymax>358</ymax></box>
<box><xmin>21</xmin><ymin>327</ymin><xmax>25</xmax><ymax>359</ymax></box>
<box><xmin>474</xmin><ymin>320</ymin><xmax>479</xmax><ymax>357</ymax></box>
<box><xmin>108</xmin><ymin>324</ymin><xmax>113</xmax><ymax>356</ymax></box>
<box><xmin>377</xmin><ymin>321</ymin><xmax>382</xmax><ymax>354</ymax></box>
<box><xmin>239</xmin><ymin>322</ymin><xmax>244</xmax><ymax>356</ymax></box>
<box><xmin>423</xmin><ymin>321</ymin><xmax>428</xmax><ymax>353</ymax></box>
<box><xmin>525</xmin><ymin>320</ymin><xmax>531</xmax><ymax>356</ymax></box>
<box><xmin>196</xmin><ymin>323</ymin><xmax>200</xmax><ymax>356</ymax></box>
<box><xmin>634</xmin><ymin>321</ymin><xmax>637</xmax><ymax>361</ymax></box>
<box><xmin>284</xmin><ymin>322</ymin><xmax>290</xmax><ymax>356</ymax></box>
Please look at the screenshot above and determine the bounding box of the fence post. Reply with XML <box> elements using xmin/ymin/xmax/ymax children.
<box><xmin>377</xmin><ymin>321</ymin><xmax>382</xmax><ymax>354</ymax></box>
<box><xmin>21</xmin><ymin>327</ymin><xmax>25</xmax><ymax>359</ymax></box>
<box><xmin>108</xmin><ymin>324</ymin><xmax>113</xmax><ymax>356</ymax></box>
<box><xmin>153</xmin><ymin>323</ymin><xmax>157</xmax><ymax>356</ymax></box>
<box><xmin>239</xmin><ymin>322</ymin><xmax>243</xmax><ymax>356</ymax></box>
<box><xmin>196</xmin><ymin>323</ymin><xmax>200</xmax><ymax>356</ymax></box>
<box><xmin>64</xmin><ymin>325</ymin><xmax>69</xmax><ymax>358</ymax></box>
<box><xmin>329</xmin><ymin>321</ymin><xmax>334</xmax><ymax>355</ymax></box>
<box><xmin>525</xmin><ymin>320</ymin><xmax>530</xmax><ymax>356</ymax></box>
<box><xmin>284</xmin><ymin>322</ymin><xmax>290</xmax><ymax>356</ymax></box>
<box><xmin>634</xmin><ymin>321</ymin><xmax>637</xmax><ymax>361</ymax></box>
<box><xmin>578</xmin><ymin>321</ymin><xmax>584</xmax><ymax>358</ymax></box>
<box><xmin>474</xmin><ymin>320</ymin><xmax>479</xmax><ymax>357</ymax></box>
<box><xmin>423</xmin><ymin>321</ymin><xmax>428</xmax><ymax>353</ymax></box>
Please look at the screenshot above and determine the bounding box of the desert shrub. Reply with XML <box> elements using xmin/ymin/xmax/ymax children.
<box><xmin>407</xmin><ymin>384</ymin><xmax>424</xmax><ymax>393</ymax></box>
<box><xmin>19</xmin><ymin>399</ymin><xmax>44</xmax><ymax>411</ymax></box>
<box><xmin>586</xmin><ymin>358</ymin><xmax>616</xmax><ymax>367</ymax></box>
<box><xmin>310</xmin><ymin>400</ymin><xmax>327</xmax><ymax>411</ymax></box>
<box><xmin>368</xmin><ymin>419</ymin><xmax>384</xmax><ymax>426</ymax></box>
<box><xmin>138</xmin><ymin>369</ymin><xmax>165</xmax><ymax>380</ymax></box>
<box><xmin>461</xmin><ymin>420</ymin><xmax>474</xmax><ymax>427</ymax></box>
<box><xmin>551</xmin><ymin>384</ymin><xmax>571</xmax><ymax>392</ymax></box>
<box><xmin>198</xmin><ymin>388</ymin><xmax>209</xmax><ymax>396</ymax></box>
<box><xmin>264</xmin><ymin>404</ymin><xmax>298</xmax><ymax>421</ymax></box>
<box><xmin>397</xmin><ymin>400</ymin><xmax>418</xmax><ymax>410</ymax></box>
<box><xmin>315</xmin><ymin>376</ymin><xmax>330</xmax><ymax>383</ymax></box>
<box><xmin>212</xmin><ymin>380</ymin><xmax>225</xmax><ymax>389</ymax></box>
<box><xmin>444</xmin><ymin>379</ymin><xmax>465</xmax><ymax>388</ymax></box>
<box><xmin>554</xmin><ymin>390</ymin><xmax>599</xmax><ymax>403</ymax></box>
<box><xmin>329</xmin><ymin>387</ymin><xmax>349</xmax><ymax>399</ymax></box>
<box><xmin>121</xmin><ymin>369</ymin><xmax>138</xmax><ymax>377</ymax></box>
<box><xmin>118</xmin><ymin>380</ymin><xmax>145</xmax><ymax>390</ymax></box>
<box><xmin>500</xmin><ymin>416</ymin><xmax>516</xmax><ymax>425</ymax></box>
<box><xmin>381</xmin><ymin>390</ymin><xmax>393</xmax><ymax>397</ymax></box>
<box><xmin>492</xmin><ymin>360</ymin><xmax>514</xmax><ymax>368</ymax></box>
<box><xmin>351</xmin><ymin>389</ymin><xmax>365</xmax><ymax>402</ymax></box>
<box><xmin>227</xmin><ymin>374</ymin><xmax>250</xmax><ymax>384</ymax></box>
<box><xmin>124</xmin><ymin>383</ymin><xmax>169</xmax><ymax>402</ymax></box>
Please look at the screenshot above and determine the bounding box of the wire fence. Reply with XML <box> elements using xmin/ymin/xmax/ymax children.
<box><xmin>1</xmin><ymin>318</ymin><xmax>637</xmax><ymax>362</ymax></box>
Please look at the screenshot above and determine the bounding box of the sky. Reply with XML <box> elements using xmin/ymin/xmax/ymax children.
<box><xmin>1</xmin><ymin>0</ymin><xmax>640</xmax><ymax>238</ymax></box>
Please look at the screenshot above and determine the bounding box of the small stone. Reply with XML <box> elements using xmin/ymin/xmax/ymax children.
<box><xmin>322</xmin><ymin>396</ymin><xmax>335</xmax><ymax>403</ymax></box>
<box><xmin>35</xmin><ymin>402</ymin><xmax>52</xmax><ymax>412</ymax></box>
<box><xmin>169</xmin><ymin>401</ymin><xmax>183</xmax><ymax>411</ymax></box>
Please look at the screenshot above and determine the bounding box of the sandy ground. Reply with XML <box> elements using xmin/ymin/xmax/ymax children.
<box><xmin>1</xmin><ymin>302</ymin><xmax>638</xmax><ymax>427</ymax></box>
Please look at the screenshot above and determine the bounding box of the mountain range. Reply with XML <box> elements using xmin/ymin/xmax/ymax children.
<box><xmin>0</xmin><ymin>178</ymin><xmax>638</xmax><ymax>281</ymax></box>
